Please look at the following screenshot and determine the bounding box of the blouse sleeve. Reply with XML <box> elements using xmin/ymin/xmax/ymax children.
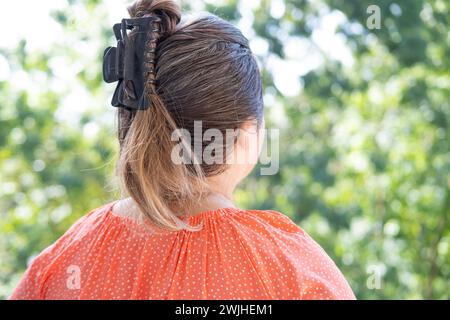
<box><xmin>9</xmin><ymin>245</ymin><xmax>55</xmax><ymax>300</ymax></box>
<box><xmin>9</xmin><ymin>207</ymin><xmax>100</xmax><ymax>300</ymax></box>
<box><xmin>297</xmin><ymin>232</ymin><xmax>356</xmax><ymax>300</ymax></box>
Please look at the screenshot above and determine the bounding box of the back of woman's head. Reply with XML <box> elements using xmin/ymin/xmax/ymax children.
<box><xmin>117</xmin><ymin>0</ymin><xmax>263</xmax><ymax>230</ymax></box>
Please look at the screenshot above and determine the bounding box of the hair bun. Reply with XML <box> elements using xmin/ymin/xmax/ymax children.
<box><xmin>127</xmin><ymin>0</ymin><xmax>181</xmax><ymax>36</ymax></box>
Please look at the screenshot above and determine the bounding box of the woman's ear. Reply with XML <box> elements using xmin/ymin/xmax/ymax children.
<box><xmin>234</xmin><ymin>119</ymin><xmax>264</xmax><ymax>170</ymax></box>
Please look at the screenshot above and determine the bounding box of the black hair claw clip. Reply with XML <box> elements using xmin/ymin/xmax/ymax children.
<box><xmin>103</xmin><ymin>17</ymin><xmax>160</xmax><ymax>110</ymax></box>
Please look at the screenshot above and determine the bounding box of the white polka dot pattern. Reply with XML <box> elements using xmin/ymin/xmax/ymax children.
<box><xmin>10</xmin><ymin>203</ymin><xmax>355</xmax><ymax>300</ymax></box>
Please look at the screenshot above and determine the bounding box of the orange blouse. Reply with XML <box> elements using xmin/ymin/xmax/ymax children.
<box><xmin>10</xmin><ymin>203</ymin><xmax>355</xmax><ymax>300</ymax></box>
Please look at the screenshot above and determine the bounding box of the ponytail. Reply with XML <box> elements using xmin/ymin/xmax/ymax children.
<box><xmin>117</xmin><ymin>0</ymin><xmax>206</xmax><ymax>231</ymax></box>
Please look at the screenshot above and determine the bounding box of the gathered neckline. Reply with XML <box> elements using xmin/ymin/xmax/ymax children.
<box><xmin>107</xmin><ymin>201</ymin><xmax>249</xmax><ymax>231</ymax></box>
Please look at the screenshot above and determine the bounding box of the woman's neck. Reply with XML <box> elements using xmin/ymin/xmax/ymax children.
<box><xmin>113</xmin><ymin>191</ymin><xmax>236</xmax><ymax>220</ymax></box>
<box><xmin>183</xmin><ymin>191</ymin><xmax>236</xmax><ymax>216</ymax></box>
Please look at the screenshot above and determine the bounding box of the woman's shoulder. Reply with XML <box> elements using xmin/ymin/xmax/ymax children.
<box><xmin>9</xmin><ymin>203</ymin><xmax>116</xmax><ymax>299</ymax></box>
<box><xmin>217</xmin><ymin>208</ymin><xmax>356</xmax><ymax>299</ymax></box>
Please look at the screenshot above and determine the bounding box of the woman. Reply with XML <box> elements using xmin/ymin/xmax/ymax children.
<box><xmin>11</xmin><ymin>0</ymin><xmax>355</xmax><ymax>300</ymax></box>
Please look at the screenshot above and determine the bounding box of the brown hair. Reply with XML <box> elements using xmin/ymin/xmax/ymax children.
<box><xmin>116</xmin><ymin>0</ymin><xmax>263</xmax><ymax>230</ymax></box>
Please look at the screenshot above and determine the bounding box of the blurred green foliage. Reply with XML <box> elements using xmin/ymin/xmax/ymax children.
<box><xmin>0</xmin><ymin>0</ymin><xmax>449</xmax><ymax>299</ymax></box>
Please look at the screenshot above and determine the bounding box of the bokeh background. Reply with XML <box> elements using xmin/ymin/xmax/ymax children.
<box><xmin>0</xmin><ymin>0</ymin><xmax>449</xmax><ymax>299</ymax></box>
